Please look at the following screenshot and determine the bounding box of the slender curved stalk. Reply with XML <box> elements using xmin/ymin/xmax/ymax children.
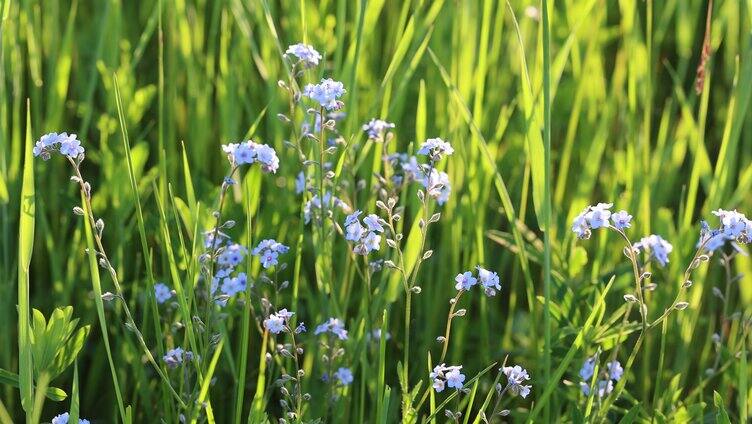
<box><xmin>67</xmin><ymin>157</ymin><xmax>185</xmax><ymax>408</ymax></box>
<box><xmin>439</xmin><ymin>290</ymin><xmax>465</xmax><ymax>363</ymax></box>
<box><xmin>649</xmin><ymin>237</ymin><xmax>711</xmax><ymax>329</ymax></box>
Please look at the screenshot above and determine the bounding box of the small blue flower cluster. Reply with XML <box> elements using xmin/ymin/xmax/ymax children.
<box><xmin>51</xmin><ymin>412</ymin><xmax>90</xmax><ymax>424</ymax></box>
<box><xmin>163</xmin><ymin>347</ymin><xmax>196</xmax><ymax>369</ymax></box>
<box><xmin>285</xmin><ymin>43</ymin><xmax>322</xmax><ymax>68</ymax></box>
<box><xmin>430</xmin><ymin>363</ymin><xmax>465</xmax><ymax>392</ymax></box>
<box><xmin>303</xmin><ymin>78</ymin><xmax>346</xmax><ymax>110</ymax></box>
<box><xmin>344</xmin><ymin>210</ymin><xmax>384</xmax><ymax>255</ymax></box>
<box><xmin>362</xmin><ymin>118</ymin><xmax>395</xmax><ymax>140</ymax></box>
<box><xmin>454</xmin><ymin>266</ymin><xmax>501</xmax><ymax>296</ymax></box>
<box><xmin>633</xmin><ymin>234</ymin><xmax>673</xmax><ymax>267</ymax></box>
<box><xmin>264</xmin><ymin>308</ymin><xmax>296</xmax><ymax>334</ymax></box>
<box><xmin>203</xmin><ymin>231</ymin><xmax>249</xmax><ymax>305</ymax></box>
<box><xmin>417</xmin><ymin>137</ymin><xmax>454</xmax><ymax>162</ymax></box>
<box><xmin>33</xmin><ymin>132</ymin><xmax>85</xmax><ymax>160</ymax></box>
<box><xmin>503</xmin><ymin>365</ymin><xmax>532</xmax><ymax>398</ymax></box>
<box><xmin>222</xmin><ymin>140</ymin><xmax>279</xmax><ymax>173</ymax></box>
<box><xmin>315</xmin><ymin>318</ymin><xmax>352</xmax><ymax>386</ymax></box>
<box><xmin>386</xmin><ymin>140</ymin><xmax>453</xmax><ymax>206</ymax></box>
<box><xmin>572</xmin><ymin>203</ymin><xmax>632</xmax><ymax>240</ymax></box>
<box><xmin>252</xmin><ymin>239</ymin><xmax>290</xmax><ymax>269</ymax></box>
<box><xmin>700</xmin><ymin>209</ymin><xmax>752</xmax><ymax>252</ymax></box>
<box><xmin>154</xmin><ymin>282</ymin><xmax>173</xmax><ymax>304</ymax></box>
<box><xmin>579</xmin><ymin>356</ymin><xmax>623</xmax><ymax>399</ymax></box>
<box><xmin>573</xmin><ymin>202</ymin><xmax>677</xmax><ymax>268</ymax></box>
<box><xmin>304</xmin><ymin>192</ymin><xmax>351</xmax><ymax>224</ymax></box>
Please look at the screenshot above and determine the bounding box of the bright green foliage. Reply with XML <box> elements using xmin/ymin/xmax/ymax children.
<box><xmin>29</xmin><ymin>307</ymin><xmax>90</xmax><ymax>382</ymax></box>
<box><xmin>1</xmin><ymin>0</ymin><xmax>751</xmax><ymax>423</ymax></box>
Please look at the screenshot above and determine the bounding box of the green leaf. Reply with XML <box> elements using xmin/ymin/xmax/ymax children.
<box><xmin>527</xmin><ymin>277</ymin><xmax>615</xmax><ymax>422</ymax></box>
<box><xmin>29</xmin><ymin>307</ymin><xmax>90</xmax><ymax>381</ymax></box>
<box><xmin>69</xmin><ymin>362</ymin><xmax>80</xmax><ymax>424</ymax></box>
<box><xmin>18</xmin><ymin>102</ymin><xmax>35</xmax><ymax>416</ymax></box>
<box><xmin>0</xmin><ymin>368</ymin><xmax>67</xmax><ymax>402</ymax></box>
<box><xmin>714</xmin><ymin>391</ymin><xmax>732</xmax><ymax>424</ymax></box>
<box><xmin>617</xmin><ymin>405</ymin><xmax>642</xmax><ymax>424</ymax></box>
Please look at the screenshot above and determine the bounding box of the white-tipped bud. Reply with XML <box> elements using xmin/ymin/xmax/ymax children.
<box><xmin>422</xmin><ymin>250</ymin><xmax>433</xmax><ymax>260</ymax></box>
<box><xmin>73</xmin><ymin>206</ymin><xmax>85</xmax><ymax>216</ymax></box>
<box><xmin>682</xmin><ymin>280</ymin><xmax>693</xmax><ymax>288</ymax></box>
<box><xmin>623</xmin><ymin>294</ymin><xmax>638</xmax><ymax>303</ymax></box>
<box><xmin>453</xmin><ymin>309</ymin><xmax>467</xmax><ymax>317</ymax></box>
<box><xmin>436</xmin><ymin>336</ymin><xmax>446</xmax><ymax>343</ymax></box>
<box><xmin>675</xmin><ymin>302</ymin><xmax>689</xmax><ymax>310</ymax></box>
<box><xmin>277</xmin><ymin>113</ymin><xmax>291</xmax><ymax>124</ymax></box>
<box><xmin>410</xmin><ymin>286</ymin><xmax>422</xmax><ymax>294</ymax></box>
<box><xmin>101</xmin><ymin>292</ymin><xmax>117</xmax><ymax>301</ymax></box>
<box><xmin>429</xmin><ymin>212</ymin><xmax>441</xmax><ymax>223</ymax></box>
<box><xmin>712</xmin><ymin>287</ymin><xmax>724</xmax><ymax>299</ymax></box>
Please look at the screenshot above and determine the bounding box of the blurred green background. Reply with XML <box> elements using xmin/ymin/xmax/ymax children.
<box><xmin>1</xmin><ymin>0</ymin><xmax>751</xmax><ymax>422</ymax></box>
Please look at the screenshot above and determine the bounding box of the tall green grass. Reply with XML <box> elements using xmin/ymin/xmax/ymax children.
<box><xmin>1</xmin><ymin>0</ymin><xmax>751</xmax><ymax>422</ymax></box>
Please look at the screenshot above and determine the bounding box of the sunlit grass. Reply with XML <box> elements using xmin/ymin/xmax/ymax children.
<box><xmin>1</xmin><ymin>0</ymin><xmax>751</xmax><ymax>422</ymax></box>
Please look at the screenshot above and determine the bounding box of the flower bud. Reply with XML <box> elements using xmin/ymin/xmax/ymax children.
<box><xmin>277</xmin><ymin>113</ymin><xmax>291</xmax><ymax>123</ymax></box>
